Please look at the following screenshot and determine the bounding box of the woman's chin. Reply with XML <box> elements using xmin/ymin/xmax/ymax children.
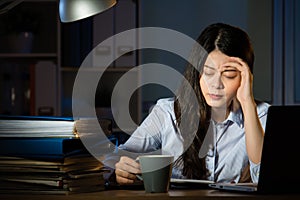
<box><xmin>207</xmin><ymin>100</ymin><xmax>227</xmax><ymax>109</ymax></box>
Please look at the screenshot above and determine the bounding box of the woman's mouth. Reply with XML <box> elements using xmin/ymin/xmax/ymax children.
<box><xmin>208</xmin><ymin>94</ymin><xmax>223</xmax><ymax>100</ymax></box>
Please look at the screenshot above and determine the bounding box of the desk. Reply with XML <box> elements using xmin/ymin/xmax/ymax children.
<box><xmin>1</xmin><ymin>189</ymin><xmax>300</xmax><ymax>200</ymax></box>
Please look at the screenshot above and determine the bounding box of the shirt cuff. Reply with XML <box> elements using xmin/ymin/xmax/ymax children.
<box><xmin>249</xmin><ymin>160</ymin><xmax>260</xmax><ymax>183</ymax></box>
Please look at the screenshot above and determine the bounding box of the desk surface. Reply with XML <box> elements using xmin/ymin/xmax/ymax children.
<box><xmin>1</xmin><ymin>189</ymin><xmax>300</xmax><ymax>200</ymax></box>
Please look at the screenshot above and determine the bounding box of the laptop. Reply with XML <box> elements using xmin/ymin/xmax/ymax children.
<box><xmin>209</xmin><ymin>105</ymin><xmax>300</xmax><ymax>194</ymax></box>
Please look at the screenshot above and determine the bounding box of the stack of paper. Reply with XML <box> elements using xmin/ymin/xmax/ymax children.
<box><xmin>0</xmin><ymin>153</ymin><xmax>107</xmax><ymax>194</ymax></box>
<box><xmin>0</xmin><ymin>115</ymin><xmax>77</xmax><ymax>138</ymax></box>
<box><xmin>0</xmin><ymin>116</ymin><xmax>116</xmax><ymax>194</ymax></box>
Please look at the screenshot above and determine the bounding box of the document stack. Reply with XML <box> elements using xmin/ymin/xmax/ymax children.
<box><xmin>0</xmin><ymin>116</ymin><xmax>115</xmax><ymax>194</ymax></box>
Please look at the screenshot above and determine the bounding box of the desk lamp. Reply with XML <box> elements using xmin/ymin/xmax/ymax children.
<box><xmin>59</xmin><ymin>0</ymin><xmax>117</xmax><ymax>23</ymax></box>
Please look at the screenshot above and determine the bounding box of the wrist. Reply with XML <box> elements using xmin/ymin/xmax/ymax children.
<box><xmin>240</xmin><ymin>98</ymin><xmax>257</xmax><ymax>113</ymax></box>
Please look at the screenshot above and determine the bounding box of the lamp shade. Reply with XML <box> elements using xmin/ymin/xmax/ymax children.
<box><xmin>59</xmin><ymin>0</ymin><xmax>117</xmax><ymax>23</ymax></box>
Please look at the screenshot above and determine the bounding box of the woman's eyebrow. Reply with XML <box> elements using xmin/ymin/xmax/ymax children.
<box><xmin>222</xmin><ymin>65</ymin><xmax>238</xmax><ymax>71</ymax></box>
<box><xmin>204</xmin><ymin>65</ymin><xmax>216</xmax><ymax>70</ymax></box>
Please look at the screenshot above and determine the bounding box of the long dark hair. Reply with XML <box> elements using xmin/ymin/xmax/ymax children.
<box><xmin>174</xmin><ymin>23</ymin><xmax>254</xmax><ymax>179</ymax></box>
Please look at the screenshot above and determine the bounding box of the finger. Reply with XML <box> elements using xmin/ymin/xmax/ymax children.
<box><xmin>222</xmin><ymin>61</ymin><xmax>245</xmax><ymax>69</ymax></box>
<box><xmin>228</xmin><ymin>56</ymin><xmax>245</xmax><ymax>64</ymax></box>
<box><xmin>115</xmin><ymin>161</ymin><xmax>135</xmax><ymax>175</ymax></box>
<box><xmin>119</xmin><ymin>156</ymin><xmax>141</xmax><ymax>172</ymax></box>
<box><xmin>118</xmin><ymin>163</ymin><xmax>141</xmax><ymax>174</ymax></box>
<box><xmin>116</xmin><ymin>174</ymin><xmax>135</xmax><ymax>185</ymax></box>
<box><xmin>116</xmin><ymin>158</ymin><xmax>141</xmax><ymax>174</ymax></box>
<box><xmin>226</xmin><ymin>57</ymin><xmax>250</xmax><ymax>71</ymax></box>
<box><xmin>120</xmin><ymin>156</ymin><xmax>140</xmax><ymax>167</ymax></box>
<box><xmin>115</xmin><ymin>168</ymin><xmax>137</xmax><ymax>180</ymax></box>
<box><xmin>222</xmin><ymin>62</ymin><xmax>250</xmax><ymax>78</ymax></box>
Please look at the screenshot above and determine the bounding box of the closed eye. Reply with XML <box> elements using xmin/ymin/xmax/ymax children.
<box><xmin>204</xmin><ymin>70</ymin><xmax>214</xmax><ymax>76</ymax></box>
<box><xmin>222</xmin><ymin>70</ymin><xmax>239</xmax><ymax>79</ymax></box>
<box><xmin>203</xmin><ymin>65</ymin><xmax>216</xmax><ymax>76</ymax></box>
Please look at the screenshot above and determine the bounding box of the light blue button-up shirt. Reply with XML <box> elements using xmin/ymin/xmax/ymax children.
<box><xmin>118</xmin><ymin>98</ymin><xmax>270</xmax><ymax>183</ymax></box>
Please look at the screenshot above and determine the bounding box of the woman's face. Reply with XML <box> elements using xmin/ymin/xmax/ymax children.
<box><xmin>200</xmin><ymin>49</ymin><xmax>241</xmax><ymax>109</ymax></box>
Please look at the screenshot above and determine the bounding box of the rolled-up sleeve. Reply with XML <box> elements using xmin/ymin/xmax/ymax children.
<box><xmin>249</xmin><ymin>102</ymin><xmax>270</xmax><ymax>183</ymax></box>
<box><xmin>249</xmin><ymin>160</ymin><xmax>260</xmax><ymax>183</ymax></box>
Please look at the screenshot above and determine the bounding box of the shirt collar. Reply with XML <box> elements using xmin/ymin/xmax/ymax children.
<box><xmin>227</xmin><ymin>107</ymin><xmax>244</xmax><ymax>128</ymax></box>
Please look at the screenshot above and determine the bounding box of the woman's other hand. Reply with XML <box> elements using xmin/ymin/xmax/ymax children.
<box><xmin>115</xmin><ymin>156</ymin><xmax>141</xmax><ymax>185</ymax></box>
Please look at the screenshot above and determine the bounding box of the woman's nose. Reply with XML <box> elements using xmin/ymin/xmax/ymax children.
<box><xmin>211</xmin><ymin>74</ymin><xmax>224</xmax><ymax>89</ymax></box>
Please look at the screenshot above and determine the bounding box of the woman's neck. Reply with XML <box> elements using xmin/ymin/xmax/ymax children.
<box><xmin>211</xmin><ymin>106</ymin><xmax>230</xmax><ymax>123</ymax></box>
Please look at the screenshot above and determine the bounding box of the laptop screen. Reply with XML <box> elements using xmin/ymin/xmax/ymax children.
<box><xmin>258</xmin><ymin>105</ymin><xmax>300</xmax><ymax>193</ymax></box>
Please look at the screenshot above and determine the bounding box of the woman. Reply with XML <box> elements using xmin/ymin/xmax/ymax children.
<box><xmin>114</xmin><ymin>23</ymin><xmax>270</xmax><ymax>184</ymax></box>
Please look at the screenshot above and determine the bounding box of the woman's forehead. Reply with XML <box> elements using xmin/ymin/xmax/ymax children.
<box><xmin>204</xmin><ymin>51</ymin><xmax>238</xmax><ymax>70</ymax></box>
<box><xmin>205</xmin><ymin>50</ymin><xmax>231</xmax><ymax>65</ymax></box>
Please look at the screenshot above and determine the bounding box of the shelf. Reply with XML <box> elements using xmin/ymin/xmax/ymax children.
<box><xmin>0</xmin><ymin>0</ymin><xmax>142</xmax><ymax>123</ymax></box>
<box><xmin>0</xmin><ymin>0</ymin><xmax>59</xmax><ymax>116</ymax></box>
<box><xmin>0</xmin><ymin>53</ymin><xmax>57</xmax><ymax>58</ymax></box>
<box><xmin>61</xmin><ymin>66</ymin><xmax>139</xmax><ymax>72</ymax></box>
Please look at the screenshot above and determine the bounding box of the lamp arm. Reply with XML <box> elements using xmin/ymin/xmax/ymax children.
<box><xmin>0</xmin><ymin>0</ymin><xmax>23</xmax><ymax>15</ymax></box>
